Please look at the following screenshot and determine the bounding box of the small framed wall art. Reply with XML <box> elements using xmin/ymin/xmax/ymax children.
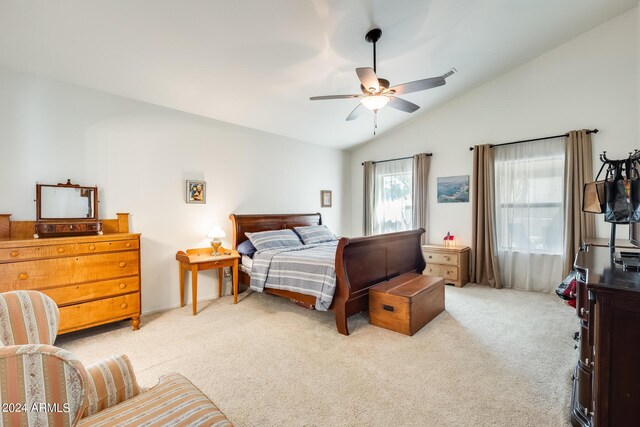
<box><xmin>186</xmin><ymin>180</ymin><xmax>206</xmax><ymax>204</ymax></box>
<box><xmin>321</xmin><ymin>190</ymin><xmax>332</xmax><ymax>208</ymax></box>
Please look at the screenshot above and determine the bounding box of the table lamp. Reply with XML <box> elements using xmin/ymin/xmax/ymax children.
<box><xmin>207</xmin><ymin>226</ymin><xmax>226</xmax><ymax>256</ymax></box>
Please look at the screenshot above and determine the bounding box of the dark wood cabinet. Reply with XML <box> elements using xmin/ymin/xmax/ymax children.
<box><xmin>571</xmin><ymin>245</ymin><xmax>640</xmax><ymax>427</ymax></box>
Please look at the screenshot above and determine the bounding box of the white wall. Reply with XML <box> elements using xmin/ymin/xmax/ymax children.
<box><xmin>0</xmin><ymin>67</ymin><xmax>351</xmax><ymax>313</ymax></box>
<box><xmin>350</xmin><ymin>8</ymin><xmax>639</xmax><ymax>245</ymax></box>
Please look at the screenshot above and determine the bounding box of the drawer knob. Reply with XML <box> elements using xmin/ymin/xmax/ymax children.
<box><xmin>10</xmin><ymin>251</ymin><xmax>18</xmax><ymax>257</ymax></box>
<box><xmin>580</xmin><ymin>307</ymin><xmax>589</xmax><ymax>316</ymax></box>
<box><xmin>125</xmin><ymin>242</ymin><xmax>132</xmax><ymax>248</ymax></box>
<box><xmin>428</xmin><ymin>255</ymin><xmax>432</xmax><ymax>259</ymax></box>
<box><xmin>119</xmin><ymin>282</ymin><xmax>127</xmax><ymax>289</ymax></box>
<box><xmin>119</xmin><ymin>261</ymin><xmax>127</xmax><ymax>268</ymax></box>
<box><xmin>444</xmin><ymin>256</ymin><xmax>450</xmax><ymax>260</ymax></box>
<box><xmin>57</xmin><ymin>247</ymin><xmax>65</xmax><ymax>253</ymax></box>
<box><xmin>18</xmin><ymin>273</ymin><xmax>28</xmax><ymax>280</ymax></box>
<box><xmin>89</xmin><ymin>245</ymin><xmax>96</xmax><ymax>251</ymax></box>
<box><xmin>120</xmin><ymin>303</ymin><xmax>128</xmax><ymax>309</ymax></box>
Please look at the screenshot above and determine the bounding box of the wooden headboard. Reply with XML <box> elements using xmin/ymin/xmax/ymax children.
<box><xmin>229</xmin><ymin>213</ymin><xmax>322</xmax><ymax>248</ymax></box>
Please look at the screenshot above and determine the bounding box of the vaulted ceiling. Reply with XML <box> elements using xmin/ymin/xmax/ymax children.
<box><xmin>0</xmin><ymin>0</ymin><xmax>637</xmax><ymax>149</ymax></box>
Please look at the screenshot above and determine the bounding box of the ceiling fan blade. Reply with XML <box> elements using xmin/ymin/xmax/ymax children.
<box><xmin>390</xmin><ymin>76</ymin><xmax>446</xmax><ymax>95</ymax></box>
<box><xmin>388</xmin><ymin>96</ymin><xmax>420</xmax><ymax>113</ymax></box>
<box><xmin>356</xmin><ymin>67</ymin><xmax>379</xmax><ymax>93</ymax></box>
<box><xmin>310</xmin><ymin>94</ymin><xmax>361</xmax><ymax>101</ymax></box>
<box><xmin>346</xmin><ymin>103</ymin><xmax>365</xmax><ymax>121</ymax></box>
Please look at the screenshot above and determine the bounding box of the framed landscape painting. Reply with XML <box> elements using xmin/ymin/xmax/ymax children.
<box><xmin>437</xmin><ymin>175</ymin><xmax>469</xmax><ymax>203</ymax></box>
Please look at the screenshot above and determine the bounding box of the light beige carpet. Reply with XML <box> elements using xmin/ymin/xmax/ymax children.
<box><xmin>56</xmin><ymin>284</ymin><xmax>576</xmax><ymax>427</ymax></box>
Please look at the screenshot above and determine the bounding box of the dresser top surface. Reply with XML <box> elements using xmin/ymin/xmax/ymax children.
<box><xmin>0</xmin><ymin>233</ymin><xmax>140</xmax><ymax>248</ymax></box>
<box><xmin>575</xmin><ymin>245</ymin><xmax>640</xmax><ymax>294</ymax></box>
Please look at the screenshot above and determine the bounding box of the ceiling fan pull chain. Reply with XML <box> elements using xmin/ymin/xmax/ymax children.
<box><xmin>373</xmin><ymin>110</ymin><xmax>378</xmax><ymax>135</ymax></box>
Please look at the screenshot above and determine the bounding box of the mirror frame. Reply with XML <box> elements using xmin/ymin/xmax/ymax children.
<box><xmin>36</xmin><ymin>180</ymin><xmax>99</xmax><ymax>221</ymax></box>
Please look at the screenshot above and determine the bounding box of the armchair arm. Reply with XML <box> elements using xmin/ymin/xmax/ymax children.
<box><xmin>83</xmin><ymin>354</ymin><xmax>141</xmax><ymax>417</ymax></box>
<box><xmin>0</xmin><ymin>344</ymin><xmax>87</xmax><ymax>427</ymax></box>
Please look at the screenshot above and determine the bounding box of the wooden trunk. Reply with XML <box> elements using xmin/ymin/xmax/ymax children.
<box><xmin>369</xmin><ymin>273</ymin><xmax>445</xmax><ymax>336</ymax></box>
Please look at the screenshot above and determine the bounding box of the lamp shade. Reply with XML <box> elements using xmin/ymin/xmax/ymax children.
<box><xmin>360</xmin><ymin>95</ymin><xmax>390</xmax><ymax>111</ymax></box>
<box><xmin>207</xmin><ymin>226</ymin><xmax>226</xmax><ymax>239</ymax></box>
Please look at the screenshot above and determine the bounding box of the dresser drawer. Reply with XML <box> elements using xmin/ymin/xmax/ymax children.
<box><xmin>0</xmin><ymin>244</ymin><xmax>76</xmax><ymax>263</ymax></box>
<box><xmin>76</xmin><ymin>239</ymin><xmax>139</xmax><ymax>254</ymax></box>
<box><xmin>576</xmin><ymin>363</ymin><xmax>593</xmax><ymax>414</ymax></box>
<box><xmin>59</xmin><ymin>293</ymin><xmax>140</xmax><ymax>333</ymax></box>
<box><xmin>423</xmin><ymin>251</ymin><xmax>458</xmax><ymax>266</ymax></box>
<box><xmin>425</xmin><ymin>264</ymin><xmax>459</xmax><ymax>281</ymax></box>
<box><xmin>0</xmin><ymin>251</ymin><xmax>139</xmax><ymax>290</ymax></box>
<box><xmin>42</xmin><ymin>276</ymin><xmax>139</xmax><ymax>306</ymax></box>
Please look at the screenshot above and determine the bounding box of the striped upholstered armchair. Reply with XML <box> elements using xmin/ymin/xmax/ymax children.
<box><xmin>0</xmin><ymin>291</ymin><xmax>232</xmax><ymax>426</ymax></box>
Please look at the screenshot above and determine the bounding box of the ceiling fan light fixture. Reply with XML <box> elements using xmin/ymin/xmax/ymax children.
<box><xmin>360</xmin><ymin>95</ymin><xmax>389</xmax><ymax>111</ymax></box>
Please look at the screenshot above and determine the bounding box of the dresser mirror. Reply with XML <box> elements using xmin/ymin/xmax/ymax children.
<box><xmin>35</xmin><ymin>179</ymin><xmax>102</xmax><ymax>238</ymax></box>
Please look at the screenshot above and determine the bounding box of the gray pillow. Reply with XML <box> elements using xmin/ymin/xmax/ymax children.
<box><xmin>293</xmin><ymin>225</ymin><xmax>337</xmax><ymax>245</ymax></box>
<box><xmin>246</xmin><ymin>229</ymin><xmax>303</xmax><ymax>251</ymax></box>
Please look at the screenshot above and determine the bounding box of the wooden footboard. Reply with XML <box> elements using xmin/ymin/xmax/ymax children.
<box><xmin>332</xmin><ymin>229</ymin><xmax>426</xmax><ymax>335</ymax></box>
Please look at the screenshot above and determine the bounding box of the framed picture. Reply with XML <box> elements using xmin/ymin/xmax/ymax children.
<box><xmin>186</xmin><ymin>180</ymin><xmax>206</xmax><ymax>204</ymax></box>
<box><xmin>321</xmin><ymin>190</ymin><xmax>332</xmax><ymax>207</ymax></box>
<box><xmin>437</xmin><ymin>175</ymin><xmax>469</xmax><ymax>203</ymax></box>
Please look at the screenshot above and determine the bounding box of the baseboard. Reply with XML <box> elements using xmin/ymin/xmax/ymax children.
<box><xmin>141</xmin><ymin>296</ymin><xmax>219</xmax><ymax>316</ymax></box>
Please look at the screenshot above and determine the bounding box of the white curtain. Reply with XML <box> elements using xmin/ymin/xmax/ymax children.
<box><xmin>494</xmin><ymin>138</ymin><xmax>565</xmax><ymax>292</ymax></box>
<box><xmin>373</xmin><ymin>158</ymin><xmax>413</xmax><ymax>234</ymax></box>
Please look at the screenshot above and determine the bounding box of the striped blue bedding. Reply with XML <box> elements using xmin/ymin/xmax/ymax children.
<box><xmin>249</xmin><ymin>241</ymin><xmax>338</xmax><ymax>311</ymax></box>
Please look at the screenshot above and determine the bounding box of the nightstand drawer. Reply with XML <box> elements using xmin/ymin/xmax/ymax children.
<box><xmin>423</xmin><ymin>251</ymin><xmax>458</xmax><ymax>266</ymax></box>
<box><xmin>425</xmin><ymin>264</ymin><xmax>459</xmax><ymax>281</ymax></box>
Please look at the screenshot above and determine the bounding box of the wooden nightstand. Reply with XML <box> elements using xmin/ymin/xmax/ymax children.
<box><xmin>175</xmin><ymin>247</ymin><xmax>240</xmax><ymax>315</ymax></box>
<box><xmin>422</xmin><ymin>244</ymin><xmax>470</xmax><ymax>287</ymax></box>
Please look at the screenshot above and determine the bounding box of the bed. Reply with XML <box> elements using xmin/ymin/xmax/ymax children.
<box><xmin>229</xmin><ymin>213</ymin><xmax>426</xmax><ymax>335</ymax></box>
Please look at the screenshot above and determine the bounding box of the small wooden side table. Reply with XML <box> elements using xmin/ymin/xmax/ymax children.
<box><xmin>421</xmin><ymin>244</ymin><xmax>470</xmax><ymax>287</ymax></box>
<box><xmin>175</xmin><ymin>247</ymin><xmax>240</xmax><ymax>315</ymax></box>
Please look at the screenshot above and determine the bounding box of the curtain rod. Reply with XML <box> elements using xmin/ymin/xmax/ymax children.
<box><xmin>361</xmin><ymin>153</ymin><xmax>432</xmax><ymax>166</ymax></box>
<box><xmin>468</xmin><ymin>129</ymin><xmax>599</xmax><ymax>151</ymax></box>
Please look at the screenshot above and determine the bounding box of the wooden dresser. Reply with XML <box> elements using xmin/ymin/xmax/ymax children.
<box><xmin>421</xmin><ymin>244</ymin><xmax>470</xmax><ymax>287</ymax></box>
<box><xmin>571</xmin><ymin>245</ymin><xmax>640</xmax><ymax>426</ymax></box>
<box><xmin>0</xmin><ymin>213</ymin><xmax>141</xmax><ymax>334</ymax></box>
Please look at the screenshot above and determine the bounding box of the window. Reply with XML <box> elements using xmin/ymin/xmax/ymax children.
<box><xmin>494</xmin><ymin>139</ymin><xmax>565</xmax><ymax>255</ymax></box>
<box><xmin>494</xmin><ymin>138</ymin><xmax>566</xmax><ymax>292</ymax></box>
<box><xmin>373</xmin><ymin>158</ymin><xmax>413</xmax><ymax>234</ymax></box>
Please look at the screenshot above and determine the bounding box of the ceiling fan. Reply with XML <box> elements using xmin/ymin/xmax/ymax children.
<box><xmin>310</xmin><ymin>28</ymin><xmax>456</xmax><ymax>132</ymax></box>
